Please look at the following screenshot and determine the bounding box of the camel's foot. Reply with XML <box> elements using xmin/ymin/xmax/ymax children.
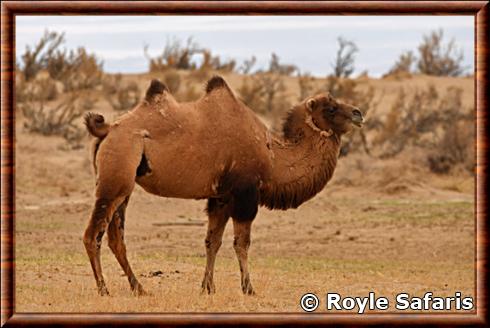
<box><xmin>131</xmin><ymin>282</ymin><xmax>147</xmax><ymax>296</ymax></box>
<box><xmin>241</xmin><ymin>277</ymin><xmax>255</xmax><ymax>295</ymax></box>
<box><xmin>97</xmin><ymin>282</ymin><xmax>110</xmax><ymax>296</ymax></box>
<box><xmin>201</xmin><ymin>274</ymin><xmax>216</xmax><ymax>294</ymax></box>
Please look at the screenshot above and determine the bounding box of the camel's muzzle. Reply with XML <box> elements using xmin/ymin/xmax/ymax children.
<box><xmin>351</xmin><ymin>109</ymin><xmax>363</xmax><ymax>127</ymax></box>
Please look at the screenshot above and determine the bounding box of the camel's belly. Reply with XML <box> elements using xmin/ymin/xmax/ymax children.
<box><xmin>135</xmin><ymin>166</ymin><xmax>217</xmax><ymax>199</ymax></box>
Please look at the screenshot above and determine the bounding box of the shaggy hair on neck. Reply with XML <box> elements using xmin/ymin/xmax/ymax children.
<box><xmin>259</xmin><ymin>109</ymin><xmax>341</xmax><ymax>210</ymax></box>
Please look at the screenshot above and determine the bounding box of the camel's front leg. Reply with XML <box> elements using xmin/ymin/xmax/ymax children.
<box><xmin>201</xmin><ymin>198</ymin><xmax>230</xmax><ymax>294</ymax></box>
<box><xmin>232</xmin><ymin>219</ymin><xmax>255</xmax><ymax>295</ymax></box>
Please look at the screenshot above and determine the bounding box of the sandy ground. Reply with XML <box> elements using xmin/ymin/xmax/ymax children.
<box><xmin>15</xmin><ymin>125</ymin><xmax>475</xmax><ymax>313</ymax></box>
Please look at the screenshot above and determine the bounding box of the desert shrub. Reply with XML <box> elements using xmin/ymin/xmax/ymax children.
<box><xmin>106</xmin><ymin>77</ymin><xmax>141</xmax><ymax>111</ymax></box>
<box><xmin>297</xmin><ymin>71</ymin><xmax>315</xmax><ymax>101</ymax></box>
<box><xmin>16</xmin><ymin>74</ymin><xmax>59</xmax><ymax>104</ymax></box>
<box><xmin>188</xmin><ymin>68</ymin><xmax>211</xmax><ymax>82</ymax></box>
<box><xmin>238</xmin><ymin>76</ymin><xmax>266</xmax><ymax>111</ymax></box>
<box><xmin>57</xmin><ymin>47</ymin><xmax>104</xmax><ymax>91</ymax></box>
<box><xmin>144</xmin><ymin>37</ymin><xmax>202</xmax><ymax>72</ymax></box>
<box><xmin>428</xmin><ymin>119</ymin><xmax>474</xmax><ymax>174</ymax></box>
<box><xmin>384</xmin><ymin>51</ymin><xmax>416</xmax><ymax>77</ymax></box>
<box><xmin>332</xmin><ymin>37</ymin><xmax>358</xmax><ymax>78</ymax></box>
<box><xmin>372</xmin><ymin>84</ymin><xmax>473</xmax><ymax>173</ymax></box>
<box><xmin>239</xmin><ymin>56</ymin><xmax>257</xmax><ymax>74</ymax></box>
<box><xmin>102</xmin><ymin>73</ymin><xmax>121</xmax><ymax>95</ymax></box>
<box><xmin>20</xmin><ymin>30</ymin><xmax>65</xmax><ymax>81</ymax></box>
<box><xmin>239</xmin><ymin>73</ymin><xmax>287</xmax><ymax>115</ymax></box>
<box><xmin>417</xmin><ymin>29</ymin><xmax>466</xmax><ymax>77</ymax></box>
<box><xmin>268</xmin><ymin>53</ymin><xmax>297</xmax><ymax>76</ymax></box>
<box><xmin>385</xmin><ymin>29</ymin><xmax>467</xmax><ymax>77</ymax></box>
<box><xmin>177</xmin><ymin>84</ymin><xmax>200</xmax><ymax>102</ymax></box>
<box><xmin>163</xmin><ymin>70</ymin><xmax>181</xmax><ymax>94</ymax></box>
<box><xmin>18</xmin><ymin>30</ymin><xmax>103</xmax><ymax>92</ymax></box>
<box><xmin>20</xmin><ymin>94</ymin><xmax>92</xmax><ymax>148</ymax></box>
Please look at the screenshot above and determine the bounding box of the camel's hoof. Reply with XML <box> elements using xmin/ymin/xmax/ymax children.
<box><xmin>241</xmin><ymin>280</ymin><xmax>255</xmax><ymax>295</ymax></box>
<box><xmin>201</xmin><ymin>278</ymin><xmax>216</xmax><ymax>295</ymax></box>
<box><xmin>98</xmin><ymin>285</ymin><xmax>110</xmax><ymax>296</ymax></box>
<box><xmin>132</xmin><ymin>283</ymin><xmax>147</xmax><ymax>296</ymax></box>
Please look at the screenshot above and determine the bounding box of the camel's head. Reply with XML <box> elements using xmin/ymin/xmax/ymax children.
<box><xmin>304</xmin><ymin>93</ymin><xmax>363</xmax><ymax>136</ymax></box>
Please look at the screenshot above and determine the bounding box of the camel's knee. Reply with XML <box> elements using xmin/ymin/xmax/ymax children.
<box><xmin>233</xmin><ymin>236</ymin><xmax>251</xmax><ymax>253</ymax></box>
<box><xmin>83</xmin><ymin>228</ymin><xmax>105</xmax><ymax>253</ymax></box>
<box><xmin>205</xmin><ymin>236</ymin><xmax>222</xmax><ymax>252</ymax></box>
<box><xmin>83</xmin><ymin>198</ymin><xmax>114</xmax><ymax>251</ymax></box>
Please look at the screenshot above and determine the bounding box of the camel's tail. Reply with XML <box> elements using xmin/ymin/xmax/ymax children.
<box><xmin>84</xmin><ymin>112</ymin><xmax>110</xmax><ymax>139</ymax></box>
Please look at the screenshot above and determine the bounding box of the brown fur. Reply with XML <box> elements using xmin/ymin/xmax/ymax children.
<box><xmin>145</xmin><ymin>79</ymin><xmax>168</xmax><ymax>102</ymax></box>
<box><xmin>83</xmin><ymin>76</ymin><xmax>363</xmax><ymax>296</ymax></box>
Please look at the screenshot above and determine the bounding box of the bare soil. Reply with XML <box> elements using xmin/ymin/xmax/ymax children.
<box><xmin>15</xmin><ymin>74</ymin><xmax>475</xmax><ymax>313</ymax></box>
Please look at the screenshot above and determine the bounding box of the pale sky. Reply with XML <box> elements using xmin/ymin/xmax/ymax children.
<box><xmin>16</xmin><ymin>16</ymin><xmax>474</xmax><ymax>77</ymax></box>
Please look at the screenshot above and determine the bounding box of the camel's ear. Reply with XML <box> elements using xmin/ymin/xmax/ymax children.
<box><xmin>145</xmin><ymin>79</ymin><xmax>168</xmax><ymax>102</ymax></box>
<box><xmin>306</xmin><ymin>98</ymin><xmax>317</xmax><ymax>112</ymax></box>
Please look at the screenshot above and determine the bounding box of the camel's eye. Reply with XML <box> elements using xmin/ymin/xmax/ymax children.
<box><xmin>327</xmin><ymin>106</ymin><xmax>337</xmax><ymax>114</ymax></box>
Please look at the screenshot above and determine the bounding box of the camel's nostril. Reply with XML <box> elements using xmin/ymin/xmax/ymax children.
<box><xmin>352</xmin><ymin>109</ymin><xmax>363</xmax><ymax>118</ymax></box>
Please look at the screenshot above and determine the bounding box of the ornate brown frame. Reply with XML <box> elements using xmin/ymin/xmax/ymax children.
<box><xmin>1</xmin><ymin>1</ymin><xmax>488</xmax><ymax>326</ymax></box>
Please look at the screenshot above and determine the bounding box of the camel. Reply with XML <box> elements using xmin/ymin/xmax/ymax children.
<box><xmin>83</xmin><ymin>76</ymin><xmax>363</xmax><ymax>296</ymax></box>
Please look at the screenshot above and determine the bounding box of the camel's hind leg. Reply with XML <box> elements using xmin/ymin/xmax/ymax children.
<box><xmin>84</xmin><ymin>133</ymin><xmax>143</xmax><ymax>295</ymax></box>
<box><xmin>83</xmin><ymin>197</ymin><xmax>122</xmax><ymax>295</ymax></box>
<box><xmin>201</xmin><ymin>198</ymin><xmax>230</xmax><ymax>294</ymax></box>
<box><xmin>107</xmin><ymin>196</ymin><xmax>146</xmax><ymax>296</ymax></box>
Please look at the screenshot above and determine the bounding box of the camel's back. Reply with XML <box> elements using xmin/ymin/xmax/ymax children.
<box><xmin>110</xmin><ymin>89</ymin><xmax>273</xmax><ymax>199</ymax></box>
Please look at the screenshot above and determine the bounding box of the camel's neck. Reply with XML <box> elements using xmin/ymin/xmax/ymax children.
<box><xmin>260</xmin><ymin>129</ymin><xmax>341</xmax><ymax>210</ymax></box>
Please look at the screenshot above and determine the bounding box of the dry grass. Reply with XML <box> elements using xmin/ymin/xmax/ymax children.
<box><xmin>15</xmin><ymin>130</ymin><xmax>475</xmax><ymax>313</ymax></box>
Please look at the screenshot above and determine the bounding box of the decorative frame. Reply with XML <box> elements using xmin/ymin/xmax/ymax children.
<box><xmin>1</xmin><ymin>1</ymin><xmax>488</xmax><ymax>326</ymax></box>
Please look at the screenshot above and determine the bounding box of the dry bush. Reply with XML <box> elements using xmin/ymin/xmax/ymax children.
<box><xmin>188</xmin><ymin>68</ymin><xmax>212</xmax><ymax>82</ymax></box>
<box><xmin>162</xmin><ymin>70</ymin><xmax>181</xmax><ymax>94</ymax></box>
<box><xmin>20</xmin><ymin>30</ymin><xmax>65</xmax><ymax>81</ymax></box>
<box><xmin>199</xmin><ymin>49</ymin><xmax>236</xmax><ymax>73</ymax></box>
<box><xmin>16</xmin><ymin>74</ymin><xmax>60</xmax><ymax>104</ymax></box>
<box><xmin>239</xmin><ymin>56</ymin><xmax>257</xmax><ymax>74</ymax></box>
<box><xmin>106</xmin><ymin>77</ymin><xmax>141</xmax><ymax>111</ymax></box>
<box><xmin>238</xmin><ymin>73</ymin><xmax>288</xmax><ymax>117</ymax></box>
<box><xmin>372</xmin><ymin>84</ymin><xmax>473</xmax><ymax>173</ymax></box>
<box><xmin>18</xmin><ymin>30</ymin><xmax>103</xmax><ymax>92</ymax></box>
<box><xmin>144</xmin><ymin>37</ymin><xmax>202</xmax><ymax>72</ymax></box>
<box><xmin>20</xmin><ymin>94</ymin><xmax>91</xmax><ymax>148</ymax></box>
<box><xmin>384</xmin><ymin>51</ymin><xmax>416</xmax><ymax>77</ymax></box>
<box><xmin>238</xmin><ymin>76</ymin><xmax>266</xmax><ymax>112</ymax></box>
<box><xmin>417</xmin><ymin>29</ymin><xmax>466</xmax><ymax>77</ymax></box>
<box><xmin>57</xmin><ymin>48</ymin><xmax>104</xmax><ymax>91</ymax></box>
<box><xmin>102</xmin><ymin>73</ymin><xmax>121</xmax><ymax>95</ymax></box>
<box><xmin>268</xmin><ymin>53</ymin><xmax>297</xmax><ymax>76</ymax></box>
<box><xmin>177</xmin><ymin>84</ymin><xmax>200</xmax><ymax>102</ymax></box>
<box><xmin>332</xmin><ymin>37</ymin><xmax>358</xmax><ymax>78</ymax></box>
<box><xmin>297</xmin><ymin>72</ymin><xmax>315</xmax><ymax>101</ymax></box>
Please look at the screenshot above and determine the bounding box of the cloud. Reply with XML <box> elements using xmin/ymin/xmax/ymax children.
<box><xmin>16</xmin><ymin>16</ymin><xmax>473</xmax><ymax>35</ymax></box>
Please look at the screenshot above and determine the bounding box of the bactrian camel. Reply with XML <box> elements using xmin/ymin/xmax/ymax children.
<box><xmin>83</xmin><ymin>76</ymin><xmax>363</xmax><ymax>296</ymax></box>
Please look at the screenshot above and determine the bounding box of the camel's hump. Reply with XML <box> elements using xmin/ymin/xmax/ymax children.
<box><xmin>205</xmin><ymin>76</ymin><xmax>231</xmax><ymax>94</ymax></box>
<box><xmin>145</xmin><ymin>79</ymin><xmax>169</xmax><ymax>102</ymax></box>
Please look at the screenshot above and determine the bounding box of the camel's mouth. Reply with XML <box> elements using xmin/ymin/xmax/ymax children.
<box><xmin>352</xmin><ymin>119</ymin><xmax>363</xmax><ymax>127</ymax></box>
